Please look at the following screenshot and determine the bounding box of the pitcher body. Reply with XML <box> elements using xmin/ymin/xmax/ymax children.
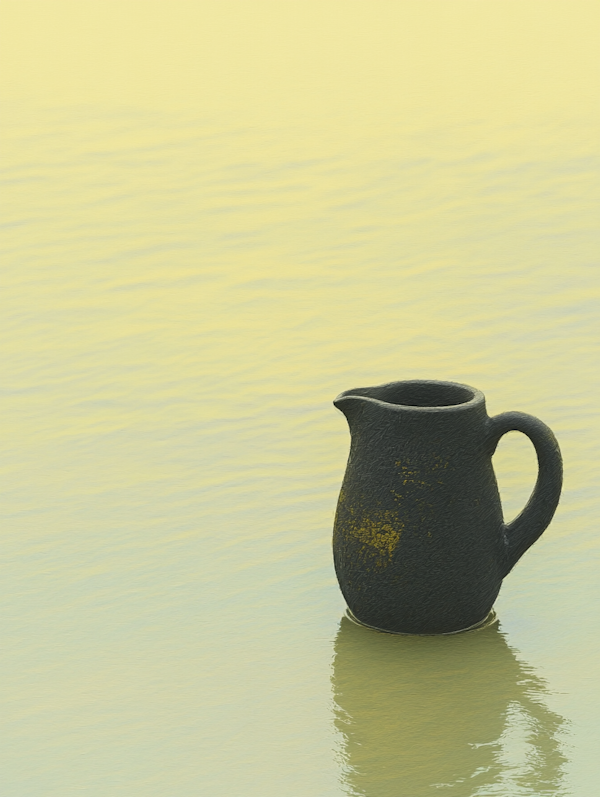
<box><xmin>333</xmin><ymin>380</ymin><xmax>562</xmax><ymax>634</ymax></box>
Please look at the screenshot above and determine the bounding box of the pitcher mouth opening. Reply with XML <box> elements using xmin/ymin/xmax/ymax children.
<box><xmin>335</xmin><ymin>380</ymin><xmax>483</xmax><ymax>411</ymax></box>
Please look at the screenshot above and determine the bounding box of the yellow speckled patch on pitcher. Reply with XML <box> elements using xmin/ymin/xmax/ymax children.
<box><xmin>336</xmin><ymin>492</ymin><xmax>403</xmax><ymax>568</ymax></box>
<box><xmin>347</xmin><ymin>509</ymin><xmax>403</xmax><ymax>562</ymax></box>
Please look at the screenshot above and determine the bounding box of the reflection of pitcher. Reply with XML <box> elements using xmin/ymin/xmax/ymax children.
<box><xmin>333</xmin><ymin>380</ymin><xmax>563</xmax><ymax>633</ymax></box>
<box><xmin>332</xmin><ymin>616</ymin><xmax>568</xmax><ymax>797</ymax></box>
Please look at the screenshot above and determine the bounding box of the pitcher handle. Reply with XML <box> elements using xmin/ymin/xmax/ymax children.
<box><xmin>486</xmin><ymin>411</ymin><xmax>563</xmax><ymax>576</ymax></box>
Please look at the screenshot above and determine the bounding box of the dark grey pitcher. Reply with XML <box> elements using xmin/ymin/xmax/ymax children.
<box><xmin>333</xmin><ymin>380</ymin><xmax>562</xmax><ymax>635</ymax></box>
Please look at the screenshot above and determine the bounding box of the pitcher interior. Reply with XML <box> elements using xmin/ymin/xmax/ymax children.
<box><xmin>349</xmin><ymin>381</ymin><xmax>476</xmax><ymax>408</ymax></box>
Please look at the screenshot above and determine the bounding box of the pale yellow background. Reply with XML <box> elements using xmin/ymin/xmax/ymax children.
<box><xmin>1</xmin><ymin>2</ymin><xmax>599</xmax><ymax>795</ymax></box>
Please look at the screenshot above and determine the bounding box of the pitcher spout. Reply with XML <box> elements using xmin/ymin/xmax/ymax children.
<box><xmin>333</xmin><ymin>392</ymin><xmax>371</xmax><ymax>426</ymax></box>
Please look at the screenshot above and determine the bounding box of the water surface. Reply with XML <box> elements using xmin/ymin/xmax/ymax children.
<box><xmin>1</xmin><ymin>3</ymin><xmax>599</xmax><ymax>795</ymax></box>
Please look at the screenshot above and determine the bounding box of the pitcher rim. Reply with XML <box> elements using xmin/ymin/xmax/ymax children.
<box><xmin>334</xmin><ymin>379</ymin><xmax>485</xmax><ymax>413</ymax></box>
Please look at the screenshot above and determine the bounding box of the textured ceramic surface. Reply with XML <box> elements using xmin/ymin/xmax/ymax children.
<box><xmin>333</xmin><ymin>380</ymin><xmax>562</xmax><ymax>633</ymax></box>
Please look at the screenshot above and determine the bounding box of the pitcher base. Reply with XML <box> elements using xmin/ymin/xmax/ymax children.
<box><xmin>345</xmin><ymin>607</ymin><xmax>498</xmax><ymax>636</ymax></box>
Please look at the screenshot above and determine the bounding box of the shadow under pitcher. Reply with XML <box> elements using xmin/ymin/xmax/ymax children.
<box><xmin>332</xmin><ymin>380</ymin><xmax>563</xmax><ymax>634</ymax></box>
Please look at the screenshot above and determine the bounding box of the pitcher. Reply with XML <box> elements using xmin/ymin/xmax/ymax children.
<box><xmin>333</xmin><ymin>380</ymin><xmax>562</xmax><ymax>634</ymax></box>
